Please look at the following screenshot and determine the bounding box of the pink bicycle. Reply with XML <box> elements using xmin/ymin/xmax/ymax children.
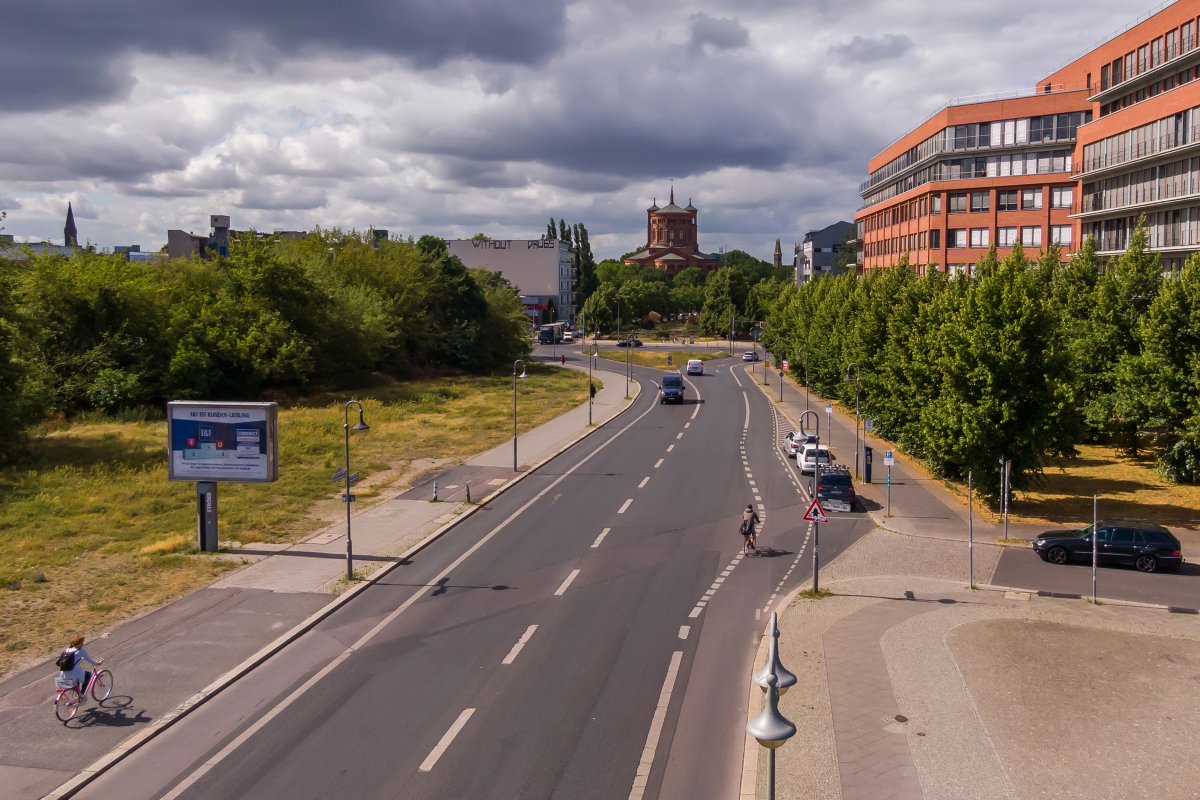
<box><xmin>54</xmin><ymin>663</ymin><xmax>113</xmax><ymax>721</ymax></box>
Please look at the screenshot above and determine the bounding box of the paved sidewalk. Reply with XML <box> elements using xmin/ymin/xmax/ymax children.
<box><xmin>744</xmin><ymin>366</ymin><xmax>1200</xmax><ymax>800</ymax></box>
<box><xmin>0</xmin><ymin>354</ymin><xmax>638</xmax><ymax>800</ymax></box>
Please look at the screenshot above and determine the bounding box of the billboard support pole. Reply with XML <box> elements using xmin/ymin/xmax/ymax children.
<box><xmin>196</xmin><ymin>482</ymin><xmax>218</xmax><ymax>552</ymax></box>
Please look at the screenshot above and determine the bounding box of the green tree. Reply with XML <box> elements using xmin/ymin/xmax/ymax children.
<box><xmin>699</xmin><ymin>267</ymin><xmax>749</xmax><ymax>335</ymax></box>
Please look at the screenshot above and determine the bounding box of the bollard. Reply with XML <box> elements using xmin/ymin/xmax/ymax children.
<box><xmin>433</xmin><ymin>481</ymin><xmax>439</xmax><ymax>502</ymax></box>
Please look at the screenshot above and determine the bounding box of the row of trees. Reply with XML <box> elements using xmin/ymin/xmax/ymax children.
<box><xmin>0</xmin><ymin>230</ymin><xmax>532</xmax><ymax>455</ymax></box>
<box><xmin>578</xmin><ymin>250</ymin><xmax>791</xmax><ymax>335</ymax></box>
<box><xmin>761</xmin><ymin>227</ymin><xmax>1200</xmax><ymax>499</ymax></box>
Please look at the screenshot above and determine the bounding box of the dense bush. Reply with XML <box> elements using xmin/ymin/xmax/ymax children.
<box><xmin>0</xmin><ymin>230</ymin><xmax>532</xmax><ymax>451</ymax></box>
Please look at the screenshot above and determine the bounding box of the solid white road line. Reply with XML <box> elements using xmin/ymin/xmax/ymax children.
<box><xmin>627</xmin><ymin>650</ymin><xmax>684</xmax><ymax>800</ymax></box>
<box><xmin>502</xmin><ymin>625</ymin><xmax>539</xmax><ymax>665</ymax></box>
<box><xmin>654</xmin><ymin>458</ymin><xmax>664</xmax><ymax>469</ymax></box>
<box><xmin>638</xmin><ymin>477</ymin><xmax>650</xmax><ymax>489</ymax></box>
<box><xmin>618</xmin><ymin>498</ymin><xmax>633</xmax><ymax>514</ymax></box>
<box><xmin>419</xmin><ymin>708</ymin><xmax>476</xmax><ymax>772</ymax></box>
<box><xmin>690</xmin><ymin>404</ymin><xmax>699</xmax><ymax>420</ymax></box>
<box><xmin>554</xmin><ymin>569</ymin><xmax>581</xmax><ymax>596</ymax></box>
<box><xmin>591</xmin><ymin>527</ymin><xmax>611</xmax><ymax>548</ymax></box>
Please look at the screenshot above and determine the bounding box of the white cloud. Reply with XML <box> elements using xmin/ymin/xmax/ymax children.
<box><xmin>0</xmin><ymin>0</ymin><xmax>1143</xmax><ymax>258</ymax></box>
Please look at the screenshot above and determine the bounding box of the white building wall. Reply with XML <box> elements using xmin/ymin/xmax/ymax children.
<box><xmin>446</xmin><ymin>238</ymin><xmax>574</xmax><ymax>321</ymax></box>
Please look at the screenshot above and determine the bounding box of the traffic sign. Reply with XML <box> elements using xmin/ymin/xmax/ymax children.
<box><xmin>802</xmin><ymin>498</ymin><xmax>829</xmax><ymax>524</ymax></box>
<box><xmin>884</xmin><ymin>450</ymin><xmax>894</xmax><ymax>466</ymax></box>
<box><xmin>865</xmin><ymin>418</ymin><xmax>874</xmax><ymax>432</ymax></box>
<box><xmin>825</xmin><ymin>403</ymin><xmax>832</xmax><ymax>414</ymax></box>
<box><xmin>782</xmin><ymin>359</ymin><xmax>789</xmax><ymax>370</ymax></box>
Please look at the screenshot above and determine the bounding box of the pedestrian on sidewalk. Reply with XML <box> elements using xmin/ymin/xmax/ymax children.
<box><xmin>589</xmin><ymin>382</ymin><xmax>596</xmax><ymax>402</ymax></box>
<box><xmin>561</xmin><ymin>355</ymin><xmax>566</xmax><ymax>366</ymax></box>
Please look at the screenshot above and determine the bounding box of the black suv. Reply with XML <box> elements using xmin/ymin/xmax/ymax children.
<box><xmin>815</xmin><ymin>466</ymin><xmax>856</xmax><ymax>513</ymax></box>
<box><xmin>1032</xmin><ymin>521</ymin><xmax>1182</xmax><ymax>573</ymax></box>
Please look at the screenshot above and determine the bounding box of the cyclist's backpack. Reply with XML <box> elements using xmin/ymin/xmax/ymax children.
<box><xmin>55</xmin><ymin>650</ymin><xmax>76</xmax><ymax>671</ymax></box>
<box><xmin>741</xmin><ymin>518</ymin><xmax>753</xmax><ymax>535</ymax></box>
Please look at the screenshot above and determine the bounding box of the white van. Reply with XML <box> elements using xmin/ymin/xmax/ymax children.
<box><xmin>686</xmin><ymin>359</ymin><xmax>704</xmax><ymax>375</ymax></box>
<box><xmin>799</xmin><ymin>445</ymin><xmax>833</xmax><ymax>475</ymax></box>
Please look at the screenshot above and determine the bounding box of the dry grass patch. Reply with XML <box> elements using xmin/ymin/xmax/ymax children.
<box><xmin>0</xmin><ymin>366</ymin><xmax>590</xmax><ymax>676</ymax></box>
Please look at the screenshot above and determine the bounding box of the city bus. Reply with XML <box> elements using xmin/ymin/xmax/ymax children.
<box><xmin>538</xmin><ymin>322</ymin><xmax>568</xmax><ymax>344</ymax></box>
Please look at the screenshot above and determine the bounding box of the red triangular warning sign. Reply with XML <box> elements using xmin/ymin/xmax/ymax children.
<box><xmin>802</xmin><ymin>498</ymin><xmax>829</xmax><ymax>523</ymax></box>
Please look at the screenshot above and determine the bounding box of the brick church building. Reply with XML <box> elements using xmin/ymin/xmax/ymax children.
<box><xmin>623</xmin><ymin>189</ymin><xmax>720</xmax><ymax>276</ymax></box>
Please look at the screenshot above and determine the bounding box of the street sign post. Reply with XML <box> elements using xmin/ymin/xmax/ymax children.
<box><xmin>884</xmin><ymin>450</ymin><xmax>894</xmax><ymax>516</ymax></box>
<box><xmin>802</xmin><ymin>498</ymin><xmax>829</xmax><ymax>524</ymax></box>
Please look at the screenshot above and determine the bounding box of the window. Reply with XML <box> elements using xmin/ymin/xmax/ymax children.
<box><xmin>931</xmin><ymin>196</ymin><xmax>942</xmax><ymax>214</ymax></box>
<box><xmin>1022</xmin><ymin>189</ymin><xmax>1043</xmax><ymax>210</ymax></box>
<box><xmin>970</xmin><ymin>192</ymin><xmax>989</xmax><ymax>212</ymax></box>
<box><xmin>929</xmin><ymin>229</ymin><xmax>941</xmax><ymax>249</ymax></box>
<box><xmin>997</xmin><ymin>227</ymin><xmax>1018</xmax><ymax>247</ymax></box>
<box><xmin>970</xmin><ymin>228</ymin><xmax>990</xmax><ymax>248</ymax></box>
<box><xmin>949</xmin><ymin>193</ymin><xmax>967</xmax><ymax>213</ymax></box>
<box><xmin>1051</xmin><ymin>187</ymin><xmax>1073</xmax><ymax>209</ymax></box>
<box><xmin>1051</xmin><ymin>225</ymin><xmax>1072</xmax><ymax>246</ymax></box>
<box><xmin>998</xmin><ymin>190</ymin><xmax>1017</xmax><ymax>211</ymax></box>
<box><xmin>949</xmin><ymin>229</ymin><xmax>967</xmax><ymax>248</ymax></box>
<box><xmin>1021</xmin><ymin>226</ymin><xmax>1042</xmax><ymax>247</ymax></box>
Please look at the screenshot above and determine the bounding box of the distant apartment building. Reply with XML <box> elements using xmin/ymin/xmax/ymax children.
<box><xmin>858</xmin><ymin>0</ymin><xmax>1200</xmax><ymax>274</ymax></box>
<box><xmin>795</xmin><ymin>221</ymin><xmax>854</xmax><ymax>282</ymax></box>
<box><xmin>445</xmin><ymin>238</ymin><xmax>575</xmax><ymax>323</ymax></box>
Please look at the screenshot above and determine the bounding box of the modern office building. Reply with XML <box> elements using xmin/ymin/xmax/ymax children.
<box><xmin>857</xmin><ymin>93</ymin><xmax>1091</xmax><ymax>274</ymax></box>
<box><xmin>445</xmin><ymin>238</ymin><xmax>575</xmax><ymax>323</ymax></box>
<box><xmin>1042</xmin><ymin>1</ymin><xmax>1200</xmax><ymax>271</ymax></box>
<box><xmin>858</xmin><ymin>1</ymin><xmax>1200</xmax><ymax>274</ymax></box>
<box><xmin>795</xmin><ymin>220</ymin><xmax>854</xmax><ymax>282</ymax></box>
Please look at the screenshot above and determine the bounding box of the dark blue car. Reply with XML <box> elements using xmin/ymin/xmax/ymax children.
<box><xmin>1032</xmin><ymin>521</ymin><xmax>1182</xmax><ymax>573</ymax></box>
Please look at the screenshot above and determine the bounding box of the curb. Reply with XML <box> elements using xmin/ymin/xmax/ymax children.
<box><xmin>43</xmin><ymin>379</ymin><xmax>642</xmax><ymax>799</ymax></box>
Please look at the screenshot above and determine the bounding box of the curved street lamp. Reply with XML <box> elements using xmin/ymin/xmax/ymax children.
<box><xmin>342</xmin><ymin>400</ymin><xmax>370</xmax><ymax>580</ymax></box>
<box><xmin>747</xmin><ymin>612</ymin><xmax>797</xmax><ymax>800</ymax></box>
<box><xmin>512</xmin><ymin>360</ymin><xmax>527</xmax><ymax>471</ymax></box>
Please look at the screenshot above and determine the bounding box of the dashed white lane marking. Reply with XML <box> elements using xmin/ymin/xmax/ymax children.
<box><xmin>688</xmin><ymin>606</ymin><xmax>702</xmax><ymax>619</ymax></box>
<box><xmin>654</xmin><ymin>458</ymin><xmax>664</xmax><ymax>469</ymax></box>
<box><xmin>627</xmin><ymin>651</ymin><xmax>684</xmax><ymax>800</ymax></box>
<box><xmin>638</xmin><ymin>477</ymin><xmax>650</xmax><ymax>489</ymax></box>
<box><xmin>591</xmin><ymin>527</ymin><xmax>611</xmax><ymax>548</ymax></box>
<box><xmin>419</xmin><ymin>708</ymin><xmax>476</xmax><ymax>772</ymax></box>
<box><xmin>555</xmin><ymin>569</ymin><xmax>581</xmax><ymax>596</ymax></box>
<box><xmin>618</xmin><ymin>498</ymin><xmax>633</xmax><ymax>514</ymax></box>
<box><xmin>502</xmin><ymin>624</ymin><xmax>539</xmax><ymax>665</ymax></box>
<box><xmin>678</xmin><ymin>626</ymin><xmax>690</xmax><ymax>640</ymax></box>
<box><xmin>684</xmin><ymin>422</ymin><xmax>691</xmax><ymax>429</ymax></box>
<box><xmin>667</xmin><ymin>444</ymin><xmax>675</xmax><ymax>452</ymax></box>
<box><xmin>676</xmin><ymin>432</ymin><xmax>684</xmax><ymax>440</ymax></box>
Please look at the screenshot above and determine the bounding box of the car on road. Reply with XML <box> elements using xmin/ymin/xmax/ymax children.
<box><xmin>686</xmin><ymin>359</ymin><xmax>704</xmax><ymax>375</ymax></box>
<box><xmin>816</xmin><ymin>465</ymin><xmax>856</xmax><ymax>512</ymax></box>
<box><xmin>616</xmin><ymin>338</ymin><xmax>643</xmax><ymax>347</ymax></box>
<box><xmin>1032</xmin><ymin>521</ymin><xmax>1182</xmax><ymax>573</ymax></box>
<box><xmin>658</xmin><ymin>371</ymin><xmax>685</xmax><ymax>404</ymax></box>
<box><xmin>563</xmin><ymin>331</ymin><xmax>574</xmax><ymax>342</ymax></box>
<box><xmin>742</xmin><ymin>351</ymin><xmax>759</xmax><ymax>362</ymax></box>
<box><xmin>799</xmin><ymin>444</ymin><xmax>833</xmax><ymax>475</ymax></box>
<box><xmin>784</xmin><ymin>431</ymin><xmax>819</xmax><ymax>458</ymax></box>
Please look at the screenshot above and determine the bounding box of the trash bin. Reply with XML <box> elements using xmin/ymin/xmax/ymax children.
<box><xmin>863</xmin><ymin>446</ymin><xmax>873</xmax><ymax>484</ymax></box>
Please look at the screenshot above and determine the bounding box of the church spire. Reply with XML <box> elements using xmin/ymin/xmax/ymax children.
<box><xmin>64</xmin><ymin>202</ymin><xmax>78</xmax><ymax>247</ymax></box>
<box><xmin>669</xmin><ymin>186</ymin><xmax>675</xmax><ymax>205</ymax></box>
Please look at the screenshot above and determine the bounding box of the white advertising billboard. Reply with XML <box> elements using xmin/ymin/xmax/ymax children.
<box><xmin>167</xmin><ymin>401</ymin><xmax>279</xmax><ymax>483</ymax></box>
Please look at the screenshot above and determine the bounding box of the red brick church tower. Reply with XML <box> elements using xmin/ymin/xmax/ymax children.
<box><xmin>623</xmin><ymin>188</ymin><xmax>719</xmax><ymax>276</ymax></box>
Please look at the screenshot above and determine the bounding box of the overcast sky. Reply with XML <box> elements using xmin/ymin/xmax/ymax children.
<box><xmin>0</xmin><ymin>0</ymin><xmax>1145</xmax><ymax>261</ymax></box>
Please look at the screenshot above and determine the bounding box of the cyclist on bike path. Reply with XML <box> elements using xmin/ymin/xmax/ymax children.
<box><xmin>741</xmin><ymin>504</ymin><xmax>761</xmax><ymax>550</ymax></box>
<box><xmin>56</xmin><ymin>635</ymin><xmax>103</xmax><ymax>692</ymax></box>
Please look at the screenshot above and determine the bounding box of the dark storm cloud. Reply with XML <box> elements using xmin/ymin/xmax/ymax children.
<box><xmin>828</xmin><ymin>33</ymin><xmax>915</xmax><ymax>63</ymax></box>
<box><xmin>1</xmin><ymin>1</ymin><xmax>568</xmax><ymax>111</ymax></box>
<box><xmin>688</xmin><ymin>13</ymin><xmax>750</xmax><ymax>52</ymax></box>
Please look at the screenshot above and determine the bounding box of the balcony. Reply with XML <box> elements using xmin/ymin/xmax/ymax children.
<box><xmin>1075</xmin><ymin>180</ymin><xmax>1200</xmax><ymax>220</ymax></box>
<box><xmin>1089</xmin><ymin>33</ymin><xmax>1200</xmax><ymax>105</ymax></box>
<box><xmin>1074</xmin><ymin>124</ymin><xmax>1200</xmax><ymax>181</ymax></box>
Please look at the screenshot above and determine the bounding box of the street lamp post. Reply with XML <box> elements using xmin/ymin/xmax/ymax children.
<box><xmin>512</xmin><ymin>360</ymin><xmax>527</xmax><ymax>471</ymax></box>
<box><xmin>625</xmin><ymin>333</ymin><xmax>632</xmax><ymax>398</ymax></box>
<box><xmin>748</xmin><ymin>611</ymin><xmax>797</xmax><ymax>800</ymax></box>
<box><xmin>588</xmin><ymin>344</ymin><xmax>596</xmax><ymax>426</ymax></box>
<box><xmin>845</xmin><ymin>364</ymin><xmax>861</xmax><ymax>479</ymax></box>
<box><xmin>342</xmin><ymin>400</ymin><xmax>369</xmax><ymax>581</ymax></box>
<box><xmin>802</xmin><ymin>348</ymin><xmax>809</xmax><ymax>411</ymax></box>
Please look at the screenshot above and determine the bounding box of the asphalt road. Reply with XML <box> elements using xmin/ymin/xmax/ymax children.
<box><xmin>78</xmin><ymin>355</ymin><xmax>869</xmax><ymax>800</ymax></box>
<box><xmin>991</xmin><ymin>546</ymin><xmax>1200</xmax><ymax>609</ymax></box>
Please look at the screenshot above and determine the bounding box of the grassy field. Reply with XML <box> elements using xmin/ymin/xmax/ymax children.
<box><xmin>594</xmin><ymin>349</ymin><xmax>731</xmax><ymax>370</ymax></box>
<box><xmin>0</xmin><ymin>365</ymin><xmax>590</xmax><ymax>676</ymax></box>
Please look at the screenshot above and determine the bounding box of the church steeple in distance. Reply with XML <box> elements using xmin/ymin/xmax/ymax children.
<box><xmin>64</xmin><ymin>202</ymin><xmax>78</xmax><ymax>247</ymax></box>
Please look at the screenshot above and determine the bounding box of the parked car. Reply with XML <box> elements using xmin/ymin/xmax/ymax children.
<box><xmin>686</xmin><ymin>359</ymin><xmax>704</xmax><ymax>375</ymax></box>
<box><xmin>658</xmin><ymin>371</ymin><xmax>685</xmax><ymax>404</ymax></box>
<box><xmin>1032</xmin><ymin>521</ymin><xmax>1182</xmax><ymax>573</ymax></box>
<box><xmin>563</xmin><ymin>331</ymin><xmax>574</xmax><ymax>342</ymax></box>
<box><xmin>816</xmin><ymin>466</ymin><xmax>856</xmax><ymax>512</ymax></box>
<box><xmin>616</xmin><ymin>338</ymin><xmax>643</xmax><ymax>347</ymax></box>
<box><xmin>742</xmin><ymin>351</ymin><xmax>760</xmax><ymax>362</ymax></box>
<box><xmin>799</xmin><ymin>444</ymin><xmax>833</xmax><ymax>475</ymax></box>
<box><xmin>784</xmin><ymin>431</ymin><xmax>819</xmax><ymax>458</ymax></box>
